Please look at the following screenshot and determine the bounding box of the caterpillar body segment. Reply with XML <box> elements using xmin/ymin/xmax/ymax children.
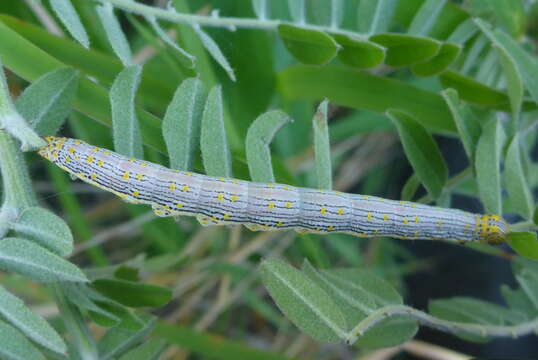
<box><xmin>38</xmin><ymin>137</ymin><xmax>509</xmax><ymax>244</ymax></box>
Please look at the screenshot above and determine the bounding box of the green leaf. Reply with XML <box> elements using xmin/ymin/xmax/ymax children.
<box><xmin>401</xmin><ymin>174</ymin><xmax>420</xmax><ymax>201</ymax></box>
<box><xmin>387</xmin><ymin>109</ymin><xmax>447</xmax><ymax>199</ymax></box>
<box><xmin>154</xmin><ymin>322</ymin><xmax>292</xmax><ymax>360</ymax></box>
<box><xmin>278</xmin><ymin>24</ymin><xmax>339</xmax><ymax>66</ymax></box>
<box><xmin>475</xmin><ymin>118</ymin><xmax>505</xmax><ymax>215</ymax></box>
<box><xmin>474</xmin><ymin>19</ymin><xmax>523</xmax><ymax>121</ymax></box>
<box><xmin>507</xmin><ymin>232</ymin><xmax>538</xmax><ymax>261</ymax></box>
<box><xmin>278</xmin><ymin>65</ymin><xmax>456</xmax><ymax>134</ymax></box>
<box><xmin>330</xmin><ymin>34</ymin><xmax>385</xmax><ymax>69</ymax></box>
<box><xmin>92</xmin><ymin>279</ymin><xmax>172</xmax><ymax>308</ymax></box>
<box><xmin>441</xmin><ymin>88</ymin><xmax>482</xmax><ymax>163</ymax></box>
<box><xmin>355</xmin><ymin>317</ymin><xmax>418</xmax><ymax>350</ymax></box>
<box><xmin>287</xmin><ymin>0</ymin><xmax>305</xmax><ymax>24</ymax></box>
<box><xmin>15</xmin><ymin>67</ymin><xmax>78</xmax><ymax>136</ymax></box>
<box><xmin>163</xmin><ymin>78</ymin><xmax>207</xmax><ymax>171</ymax></box>
<box><xmin>10</xmin><ymin>207</ymin><xmax>73</xmax><ymax>257</ymax></box>
<box><xmin>147</xmin><ymin>16</ymin><xmax>195</xmax><ymax>69</ymax></box>
<box><xmin>369</xmin><ymin>33</ymin><xmax>440</xmax><ymax>67</ymax></box>
<box><xmin>0</xmin><ymin>238</ymin><xmax>87</xmax><ymax>282</ymax></box>
<box><xmin>192</xmin><ymin>24</ymin><xmax>236</xmax><ymax>81</ymax></box>
<box><xmin>411</xmin><ymin>42</ymin><xmax>461</xmax><ymax>77</ymax></box>
<box><xmin>245</xmin><ymin>110</ymin><xmax>290</xmax><ymax>183</ymax></box>
<box><xmin>357</xmin><ymin>0</ymin><xmax>399</xmax><ymax>34</ymax></box>
<box><xmin>201</xmin><ymin>85</ymin><xmax>231</xmax><ymax>177</ymax></box>
<box><xmin>447</xmin><ymin>18</ymin><xmax>479</xmax><ymax>45</ymax></box>
<box><xmin>534</xmin><ymin>205</ymin><xmax>538</xmax><ymax>225</ymax></box>
<box><xmin>408</xmin><ymin>0</ymin><xmax>447</xmax><ymax>36</ymax></box>
<box><xmin>505</xmin><ymin>136</ymin><xmax>534</xmax><ymax>218</ymax></box>
<box><xmin>117</xmin><ymin>339</ymin><xmax>167</xmax><ymax>360</ymax></box>
<box><xmin>98</xmin><ymin>316</ymin><xmax>156</xmax><ymax>360</ymax></box>
<box><xmin>259</xmin><ymin>258</ymin><xmax>347</xmax><ymax>343</ymax></box>
<box><xmin>61</xmin><ymin>283</ymin><xmax>121</xmax><ymax>327</ymax></box>
<box><xmin>0</xmin><ymin>286</ymin><xmax>66</xmax><ymax>355</ymax></box>
<box><xmin>110</xmin><ymin>65</ymin><xmax>144</xmax><ymax>159</ymax></box>
<box><xmin>490</xmin><ymin>0</ymin><xmax>525</xmax><ymax>37</ymax></box>
<box><xmin>0</xmin><ymin>320</ymin><xmax>45</xmax><ymax>360</ymax></box>
<box><xmin>49</xmin><ymin>0</ymin><xmax>89</xmax><ymax>48</ymax></box>
<box><xmin>312</xmin><ymin>99</ymin><xmax>332</xmax><ymax>190</ymax></box>
<box><xmin>96</xmin><ymin>3</ymin><xmax>132</xmax><ymax>66</ymax></box>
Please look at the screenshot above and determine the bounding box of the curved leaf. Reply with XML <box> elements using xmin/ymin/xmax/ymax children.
<box><xmin>412</xmin><ymin>42</ymin><xmax>461</xmax><ymax>77</ymax></box>
<box><xmin>278</xmin><ymin>24</ymin><xmax>339</xmax><ymax>66</ymax></box>
<box><xmin>369</xmin><ymin>33</ymin><xmax>440</xmax><ymax>67</ymax></box>
<box><xmin>331</xmin><ymin>34</ymin><xmax>385</xmax><ymax>69</ymax></box>
<box><xmin>96</xmin><ymin>2</ymin><xmax>132</xmax><ymax>66</ymax></box>
<box><xmin>508</xmin><ymin>232</ymin><xmax>538</xmax><ymax>261</ymax></box>
<box><xmin>0</xmin><ymin>320</ymin><xmax>45</xmax><ymax>360</ymax></box>
<box><xmin>49</xmin><ymin>0</ymin><xmax>89</xmax><ymax>48</ymax></box>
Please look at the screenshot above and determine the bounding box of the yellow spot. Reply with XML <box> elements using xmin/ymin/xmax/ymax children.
<box><xmin>98</xmin><ymin>160</ymin><xmax>104</xmax><ymax>167</ymax></box>
<box><xmin>186</xmin><ymin>172</ymin><xmax>193</xmax><ymax>176</ymax></box>
<box><xmin>465</xmin><ymin>224</ymin><xmax>471</xmax><ymax>229</ymax></box>
<box><xmin>414</xmin><ymin>216</ymin><xmax>419</xmax><ymax>224</ymax></box>
<box><xmin>217</xmin><ymin>193</ymin><xmax>224</xmax><ymax>201</ymax></box>
<box><xmin>414</xmin><ymin>231</ymin><xmax>420</xmax><ymax>237</ymax></box>
<box><xmin>74</xmin><ymin>156</ymin><xmax>79</xmax><ymax>160</ymax></box>
<box><xmin>383</xmin><ymin>215</ymin><xmax>389</xmax><ymax>221</ymax></box>
<box><xmin>123</xmin><ymin>171</ymin><xmax>130</xmax><ymax>180</ymax></box>
<box><xmin>78</xmin><ymin>173</ymin><xmax>86</xmax><ymax>179</ymax></box>
<box><xmin>268</xmin><ymin>201</ymin><xmax>275</xmax><ymax>210</ymax></box>
<box><xmin>374</xmin><ymin>229</ymin><xmax>380</xmax><ymax>234</ymax></box>
<box><xmin>219</xmin><ymin>177</ymin><xmax>225</xmax><ymax>181</ymax></box>
<box><xmin>68</xmin><ymin>147</ymin><xmax>75</xmax><ymax>154</ymax></box>
<box><xmin>169</xmin><ymin>183</ymin><xmax>176</xmax><ymax>191</ymax></box>
<box><xmin>327</xmin><ymin>225</ymin><xmax>334</xmax><ymax>231</ymax></box>
<box><xmin>230</xmin><ymin>195</ymin><xmax>238</xmax><ymax>202</ymax></box>
<box><xmin>212</xmin><ymin>216</ymin><xmax>218</xmax><ymax>221</ymax></box>
<box><xmin>176</xmin><ymin>203</ymin><xmax>183</xmax><ymax>209</ymax></box>
<box><xmin>283</xmin><ymin>185</ymin><xmax>290</xmax><ymax>190</ymax></box>
<box><xmin>74</xmin><ymin>140</ymin><xmax>81</xmax><ymax>145</ymax></box>
<box><xmin>411</xmin><ymin>203</ymin><xmax>417</xmax><ymax>208</ymax></box>
<box><xmin>403</xmin><ymin>218</ymin><xmax>409</xmax><ymax>225</ymax></box>
<box><xmin>399</xmin><ymin>200</ymin><xmax>405</xmax><ymax>205</ymax></box>
<box><xmin>232</xmin><ymin>179</ymin><xmax>240</xmax><ymax>184</ymax></box>
<box><xmin>367</xmin><ymin>213</ymin><xmax>373</xmax><ymax>221</ymax></box>
<box><xmin>320</xmin><ymin>207</ymin><xmax>327</xmax><ymax>215</ymax></box>
<box><xmin>285</xmin><ymin>202</ymin><xmax>293</xmax><ymax>209</ymax></box>
<box><xmin>223</xmin><ymin>213</ymin><xmax>231</xmax><ymax>220</ymax></box>
<box><xmin>318</xmin><ymin>189</ymin><xmax>325</xmax><ymax>193</ymax></box>
<box><xmin>135</xmin><ymin>173</ymin><xmax>144</xmax><ymax>180</ymax></box>
<box><xmin>362</xmin><ymin>195</ymin><xmax>370</xmax><ymax>200</ymax></box>
<box><xmin>103</xmin><ymin>151</ymin><xmax>111</xmax><ymax>156</ymax></box>
<box><xmin>140</xmin><ymin>162</ymin><xmax>148</xmax><ymax>167</ymax></box>
<box><xmin>91</xmin><ymin>173</ymin><xmax>97</xmax><ymax>180</ymax></box>
<box><xmin>436</xmin><ymin>221</ymin><xmax>444</xmax><ymax>227</ymax></box>
<box><xmin>182</xmin><ymin>185</ymin><xmax>190</xmax><ymax>192</ymax></box>
<box><xmin>133</xmin><ymin>191</ymin><xmax>139</xmax><ymax>197</ymax></box>
<box><xmin>491</xmin><ymin>215</ymin><xmax>501</xmax><ymax>221</ymax></box>
<box><xmin>337</xmin><ymin>208</ymin><xmax>345</xmax><ymax>216</ymax></box>
<box><xmin>128</xmin><ymin>158</ymin><xmax>135</xmax><ymax>162</ymax></box>
<box><xmin>86</xmin><ymin>156</ymin><xmax>94</xmax><ymax>164</ymax></box>
<box><xmin>268</xmin><ymin>183</ymin><xmax>274</xmax><ymax>188</ymax></box>
<box><xmin>65</xmin><ymin>157</ymin><xmax>71</xmax><ymax>163</ymax></box>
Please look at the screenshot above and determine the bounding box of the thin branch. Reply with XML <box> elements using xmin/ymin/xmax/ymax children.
<box><xmin>346</xmin><ymin>304</ymin><xmax>538</xmax><ymax>345</ymax></box>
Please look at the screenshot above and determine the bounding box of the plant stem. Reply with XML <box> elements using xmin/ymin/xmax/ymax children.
<box><xmin>346</xmin><ymin>304</ymin><xmax>538</xmax><ymax>345</ymax></box>
<box><xmin>52</xmin><ymin>285</ymin><xmax>99</xmax><ymax>360</ymax></box>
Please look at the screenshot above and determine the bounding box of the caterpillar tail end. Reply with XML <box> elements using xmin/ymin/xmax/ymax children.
<box><xmin>37</xmin><ymin>136</ymin><xmax>66</xmax><ymax>160</ymax></box>
<box><xmin>476</xmin><ymin>215</ymin><xmax>509</xmax><ymax>245</ymax></box>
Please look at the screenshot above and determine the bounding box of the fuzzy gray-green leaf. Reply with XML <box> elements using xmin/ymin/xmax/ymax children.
<box><xmin>475</xmin><ymin>118</ymin><xmax>505</xmax><ymax>215</ymax></box>
<box><xmin>313</xmin><ymin>99</ymin><xmax>332</xmax><ymax>190</ymax></box>
<box><xmin>201</xmin><ymin>86</ymin><xmax>231</xmax><ymax>177</ymax></box>
<box><xmin>110</xmin><ymin>65</ymin><xmax>144</xmax><ymax>159</ymax></box>
<box><xmin>0</xmin><ymin>286</ymin><xmax>66</xmax><ymax>355</ymax></box>
<box><xmin>10</xmin><ymin>207</ymin><xmax>73</xmax><ymax>257</ymax></box>
<box><xmin>408</xmin><ymin>0</ymin><xmax>447</xmax><ymax>36</ymax></box>
<box><xmin>358</xmin><ymin>0</ymin><xmax>398</xmax><ymax>34</ymax></box>
<box><xmin>260</xmin><ymin>258</ymin><xmax>347</xmax><ymax>343</ymax></box>
<box><xmin>49</xmin><ymin>0</ymin><xmax>89</xmax><ymax>48</ymax></box>
<box><xmin>96</xmin><ymin>2</ymin><xmax>132</xmax><ymax>66</ymax></box>
<box><xmin>192</xmin><ymin>24</ymin><xmax>236</xmax><ymax>81</ymax></box>
<box><xmin>0</xmin><ymin>238</ymin><xmax>87</xmax><ymax>283</ymax></box>
<box><xmin>0</xmin><ymin>320</ymin><xmax>45</xmax><ymax>360</ymax></box>
<box><xmin>505</xmin><ymin>136</ymin><xmax>534</xmax><ymax>218</ymax></box>
<box><xmin>245</xmin><ymin>110</ymin><xmax>290</xmax><ymax>183</ymax></box>
<box><xmin>147</xmin><ymin>16</ymin><xmax>195</xmax><ymax>69</ymax></box>
<box><xmin>163</xmin><ymin>78</ymin><xmax>207</xmax><ymax>171</ymax></box>
<box><xmin>15</xmin><ymin>67</ymin><xmax>78</xmax><ymax>136</ymax></box>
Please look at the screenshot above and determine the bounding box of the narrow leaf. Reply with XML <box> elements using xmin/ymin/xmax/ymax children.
<box><xmin>0</xmin><ymin>286</ymin><xmax>66</xmax><ymax>355</ymax></box>
<box><xmin>287</xmin><ymin>0</ymin><xmax>305</xmax><ymax>24</ymax></box>
<box><xmin>447</xmin><ymin>18</ymin><xmax>479</xmax><ymax>45</ymax></box>
<box><xmin>508</xmin><ymin>232</ymin><xmax>538</xmax><ymax>261</ymax></box>
<box><xmin>15</xmin><ymin>67</ymin><xmax>78</xmax><ymax>136</ymax></box>
<box><xmin>117</xmin><ymin>339</ymin><xmax>167</xmax><ymax>360</ymax></box>
<box><xmin>408</xmin><ymin>0</ymin><xmax>447</xmax><ymax>36</ymax></box>
<box><xmin>259</xmin><ymin>258</ymin><xmax>347</xmax><ymax>343</ymax></box>
<box><xmin>441</xmin><ymin>88</ymin><xmax>481</xmax><ymax>163</ymax></box>
<box><xmin>357</xmin><ymin>0</ymin><xmax>398</xmax><ymax>34</ymax></box>
<box><xmin>96</xmin><ymin>3</ymin><xmax>132</xmax><ymax>66</ymax></box>
<box><xmin>475</xmin><ymin>118</ymin><xmax>505</xmax><ymax>215</ymax></box>
<box><xmin>369</xmin><ymin>33</ymin><xmax>441</xmax><ymax>67</ymax></box>
<box><xmin>10</xmin><ymin>207</ymin><xmax>73</xmax><ymax>257</ymax></box>
<box><xmin>110</xmin><ymin>65</ymin><xmax>144</xmax><ymax>158</ymax></box>
<box><xmin>0</xmin><ymin>320</ymin><xmax>45</xmax><ymax>360</ymax></box>
<box><xmin>387</xmin><ymin>109</ymin><xmax>448</xmax><ymax>199</ymax></box>
<box><xmin>163</xmin><ymin>78</ymin><xmax>207</xmax><ymax>171</ymax></box>
<box><xmin>92</xmin><ymin>279</ymin><xmax>172</xmax><ymax>307</ymax></box>
<box><xmin>251</xmin><ymin>0</ymin><xmax>268</xmax><ymax>20</ymax></box>
<box><xmin>62</xmin><ymin>284</ymin><xmax>120</xmax><ymax>326</ymax></box>
<box><xmin>505</xmin><ymin>136</ymin><xmax>534</xmax><ymax>218</ymax></box>
<box><xmin>98</xmin><ymin>317</ymin><xmax>156</xmax><ymax>360</ymax></box>
<box><xmin>192</xmin><ymin>24</ymin><xmax>236</xmax><ymax>81</ymax></box>
<box><xmin>330</xmin><ymin>0</ymin><xmax>344</xmax><ymax>29</ymax></box>
<box><xmin>278</xmin><ymin>24</ymin><xmax>339</xmax><ymax>66</ymax></box>
<box><xmin>313</xmin><ymin>99</ymin><xmax>332</xmax><ymax>190</ymax></box>
<box><xmin>401</xmin><ymin>174</ymin><xmax>420</xmax><ymax>201</ymax></box>
<box><xmin>245</xmin><ymin>110</ymin><xmax>290</xmax><ymax>183</ymax></box>
<box><xmin>0</xmin><ymin>238</ymin><xmax>87</xmax><ymax>283</ymax></box>
<box><xmin>49</xmin><ymin>0</ymin><xmax>89</xmax><ymax>48</ymax></box>
<box><xmin>200</xmin><ymin>86</ymin><xmax>231</xmax><ymax>177</ymax></box>
<box><xmin>331</xmin><ymin>34</ymin><xmax>385</xmax><ymax>69</ymax></box>
<box><xmin>146</xmin><ymin>16</ymin><xmax>195</xmax><ymax>69</ymax></box>
<box><xmin>534</xmin><ymin>205</ymin><xmax>538</xmax><ymax>225</ymax></box>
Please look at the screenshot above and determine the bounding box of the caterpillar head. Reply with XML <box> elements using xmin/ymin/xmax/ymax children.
<box><xmin>476</xmin><ymin>215</ymin><xmax>508</xmax><ymax>245</ymax></box>
<box><xmin>37</xmin><ymin>136</ymin><xmax>66</xmax><ymax>161</ymax></box>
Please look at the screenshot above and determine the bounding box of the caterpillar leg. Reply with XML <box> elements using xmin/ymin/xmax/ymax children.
<box><xmin>152</xmin><ymin>204</ymin><xmax>173</xmax><ymax>217</ymax></box>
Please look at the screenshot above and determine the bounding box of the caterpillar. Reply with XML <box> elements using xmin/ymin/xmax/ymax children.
<box><xmin>38</xmin><ymin>136</ymin><xmax>508</xmax><ymax>245</ymax></box>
